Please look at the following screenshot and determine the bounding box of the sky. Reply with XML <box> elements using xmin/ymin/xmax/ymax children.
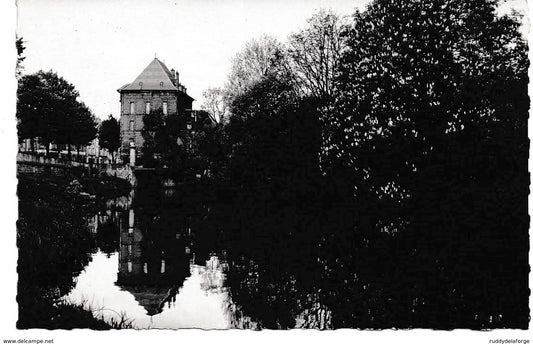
<box><xmin>16</xmin><ymin>0</ymin><xmax>370</xmax><ymax>120</ymax></box>
<box><xmin>15</xmin><ymin>0</ymin><xmax>529</xmax><ymax>120</ymax></box>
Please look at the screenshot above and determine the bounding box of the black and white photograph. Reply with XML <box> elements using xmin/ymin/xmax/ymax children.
<box><xmin>0</xmin><ymin>0</ymin><xmax>531</xmax><ymax>342</ymax></box>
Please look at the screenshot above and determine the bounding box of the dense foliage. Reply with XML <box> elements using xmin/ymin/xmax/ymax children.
<box><xmin>140</xmin><ymin>108</ymin><xmax>220</xmax><ymax>180</ymax></box>
<box><xmin>193</xmin><ymin>0</ymin><xmax>528</xmax><ymax>329</ymax></box>
<box><xmin>322</xmin><ymin>0</ymin><xmax>529</xmax><ymax>328</ymax></box>
<box><xmin>98</xmin><ymin>115</ymin><xmax>121</xmax><ymax>162</ymax></box>
<box><xmin>17</xmin><ymin>70</ymin><xmax>98</xmax><ymax>153</ymax></box>
<box><xmin>17</xmin><ymin>177</ymin><xmax>97</xmax><ymax>328</ymax></box>
<box><xmin>17</xmin><ymin>175</ymin><xmax>132</xmax><ymax>329</ymax></box>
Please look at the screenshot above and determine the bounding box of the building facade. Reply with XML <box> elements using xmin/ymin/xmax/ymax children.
<box><xmin>118</xmin><ymin>58</ymin><xmax>194</xmax><ymax>164</ymax></box>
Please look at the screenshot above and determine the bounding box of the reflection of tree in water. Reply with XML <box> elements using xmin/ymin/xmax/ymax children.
<box><xmin>92</xmin><ymin>211</ymin><xmax>121</xmax><ymax>256</ymax></box>
<box><xmin>206</xmin><ymin>186</ymin><xmax>336</xmax><ymax>329</ymax></box>
<box><xmin>220</xmin><ymin>243</ymin><xmax>334</xmax><ymax>330</ymax></box>
<box><xmin>130</xmin><ymin>178</ymin><xmax>341</xmax><ymax>329</ymax></box>
<box><xmin>201</xmin><ymin>185</ymin><xmax>425</xmax><ymax>329</ymax></box>
<box><xmin>17</xmin><ymin>177</ymin><xmax>99</xmax><ymax>328</ymax></box>
<box><xmin>126</xmin><ymin>154</ymin><xmax>529</xmax><ymax>330</ymax></box>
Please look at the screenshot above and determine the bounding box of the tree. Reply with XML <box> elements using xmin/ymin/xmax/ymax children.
<box><xmin>17</xmin><ymin>70</ymin><xmax>80</xmax><ymax>154</ymax></box>
<box><xmin>201</xmin><ymin>87</ymin><xmax>228</xmax><ymax>123</ymax></box>
<box><xmin>140</xmin><ymin>108</ymin><xmax>223</xmax><ymax>180</ymax></box>
<box><xmin>140</xmin><ymin>108</ymin><xmax>167</xmax><ymax>167</ymax></box>
<box><xmin>287</xmin><ymin>10</ymin><xmax>344</xmax><ymax>101</ymax></box>
<box><xmin>286</xmin><ymin>10</ymin><xmax>346</xmax><ymax>178</ymax></box>
<box><xmin>17</xmin><ymin>73</ymin><xmax>43</xmax><ymax>151</ymax></box>
<box><xmin>17</xmin><ymin>70</ymin><xmax>97</xmax><ymax>156</ymax></box>
<box><xmin>16</xmin><ymin>36</ymin><xmax>25</xmax><ymax>78</ymax></box>
<box><xmin>99</xmin><ymin>115</ymin><xmax>121</xmax><ymax>163</ymax></box>
<box><xmin>326</xmin><ymin>0</ymin><xmax>528</xmax><ymax>328</ymax></box>
<box><xmin>195</xmin><ymin>120</ymin><xmax>229</xmax><ymax>179</ymax></box>
<box><xmin>225</xmin><ymin>35</ymin><xmax>286</xmax><ymax>102</ymax></box>
<box><xmin>71</xmin><ymin>102</ymin><xmax>98</xmax><ymax>157</ymax></box>
<box><xmin>226</xmin><ymin>71</ymin><xmax>321</xmax><ymax>189</ymax></box>
<box><xmin>141</xmin><ymin>109</ymin><xmax>189</xmax><ymax>170</ymax></box>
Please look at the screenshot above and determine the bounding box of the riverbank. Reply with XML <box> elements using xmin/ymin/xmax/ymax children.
<box><xmin>16</xmin><ymin>174</ymin><xmax>132</xmax><ymax>329</ymax></box>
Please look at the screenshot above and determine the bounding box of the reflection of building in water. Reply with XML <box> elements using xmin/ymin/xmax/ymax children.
<box><xmin>118</xmin><ymin>208</ymin><xmax>144</xmax><ymax>281</ymax></box>
<box><xmin>116</xmin><ymin>206</ymin><xmax>192</xmax><ymax>316</ymax></box>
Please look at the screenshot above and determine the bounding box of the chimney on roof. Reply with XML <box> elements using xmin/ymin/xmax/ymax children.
<box><xmin>170</xmin><ymin>68</ymin><xmax>177</xmax><ymax>86</ymax></box>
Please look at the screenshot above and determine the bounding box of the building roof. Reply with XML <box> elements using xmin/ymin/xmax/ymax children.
<box><xmin>118</xmin><ymin>58</ymin><xmax>181</xmax><ymax>92</ymax></box>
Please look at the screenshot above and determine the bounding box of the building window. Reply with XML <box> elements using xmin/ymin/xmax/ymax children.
<box><xmin>146</xmin><ymin>102</ymin><xmax>151</xmax><ymax>114</ymax></box>
<box><xmin>163</xmin><ymin>102</ymin><xmax>168</xmax><ymax>115</ymax></box>
<box><xmin>130</xmin><ymin>102</ymin><xmax>134</xmax><ymax>114</ymax></box>
<box><xmin>129</xmin><ymin>119</ymin><xmax>134</xmax><ymax>131</ymax></box>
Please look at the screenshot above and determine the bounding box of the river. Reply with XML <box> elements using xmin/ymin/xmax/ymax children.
<box><xmin>57</xmin><ymin>181</ymin><xmax>336</xmax><ymax>330</ymax></box>
<box><xmin>17</xmin><ymin>161</ymin><xmax>529</xmax><ymax>330</ymax></box>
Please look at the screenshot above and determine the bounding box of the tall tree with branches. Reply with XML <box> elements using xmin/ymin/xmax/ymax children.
<box><xmin>17</xmin><ymin>70</ymin><xmax>97</xmax><ymax>156</ymax></box>
<box><xmin>201</xmin><ymin>87</ymin><xmax>228</xmax><ymax>123</ymax></box>
<box><xmin>324</xmin><ymin>0</ymin><xmax>528</xmax><ymax>328</ymax></box>
<box><xmin>17</xmin><ymin>71</ymin><xmax>80</xmax><ymax>154</ymax></box>
<box><xmin>225</xmin><ymin>35</ymin><xmax>286</xmax><ymax>103</ymax></box>
<box><xmin>287</xmin><ymin>9</ymin><xmax>344</xmax><ymax>101</ymax></box>
<box><xmin>99</xmin><ymin>115</ymin><xmax>121</xmax><ymax>163</ymax></box>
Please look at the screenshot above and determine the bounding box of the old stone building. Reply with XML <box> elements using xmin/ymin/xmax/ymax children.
<box><xmin>117</xmin><ymin>57</ymin><xmax>194</xmax><ymax>164</ymax></box>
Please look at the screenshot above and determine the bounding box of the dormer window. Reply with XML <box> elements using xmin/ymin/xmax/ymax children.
<box><xmin>139</xmin><ymin>82</ymin><xmax>143</xmax><ymax>88</ymax></box>
<box><xmin>160</xmin><ymin>81</ymin><xmax>164</xmax><ymax>87</ymax></box>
